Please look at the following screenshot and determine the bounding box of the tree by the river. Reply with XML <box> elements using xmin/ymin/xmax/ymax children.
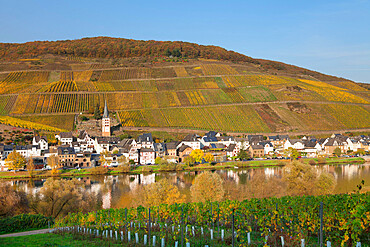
<box><xmin>191</xmin><ymin>171</ymin><xmax>224</xmax><ymax>202</ymax></box>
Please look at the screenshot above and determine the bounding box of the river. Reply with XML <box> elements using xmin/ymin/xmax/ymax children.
<box><xmin>9</xmin><ymin>162</ymin><xmax>370</xmax><ymax>209</ymax></box>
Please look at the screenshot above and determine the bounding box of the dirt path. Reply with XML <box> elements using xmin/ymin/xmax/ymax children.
<box><xmin>0</xmin><ymin>229</ymin><xmax>50</xmax><ymax>238</ymax></box>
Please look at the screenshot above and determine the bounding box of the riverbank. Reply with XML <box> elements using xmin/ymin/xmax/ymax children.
<box><xmin>0</xmin><ymin>157</ymin><xmax>365</xmax><ymax>180</ymax></box>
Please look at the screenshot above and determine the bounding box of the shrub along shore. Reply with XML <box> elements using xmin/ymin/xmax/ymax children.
<box><xmin>0</xmin><ymin>156</ymin><xmax>365</xmax><ymax>180</ymax></box>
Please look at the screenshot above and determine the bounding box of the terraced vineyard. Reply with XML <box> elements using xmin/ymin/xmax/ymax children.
<box><xmin>118</xmin><ymin>105</ymin><xmax>272</xmax><ymax>133</ymax></box>
<box><xmin>15</xmin><ymin>115</ymin><xmax>75</xmax><ymax>131</ymax></box>
<box><xmin>0</xmin><ymin>62</ymin><xmax>369</xmax><ymax>133</ymax></box>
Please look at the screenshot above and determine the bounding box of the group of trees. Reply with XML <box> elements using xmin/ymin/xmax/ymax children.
<box><xmin>4</xmin><ymin>151</ymin><xmax>26</xmax><ymax>171</ymax></box>
<box><xmin>165</xmin><ymin>48</ymin><xmax>182</xmax><ymax>57</ymax></box>
<box><xmin>236</xmin><ymin>148</ymin><xmax>250</xmax><ymax>160</ymax></box>
<box><xmin>131</xmin><ymin>179</ymin><xmax>185</xmax><ymax>208</ymax></box>
<box><xmin>0</xmin><ymin>37</ymin><xmax>256</xmax><ymax>63</ymax></box>
<box><xmin>4</xmin><ymin>151</ymin><xmax>37</xmax><ymax>178</ymax></box>
<box><xmin>0</xmin><ymin>178</ymin><xmax>100</xmax><ymax>218</ymax></box>
<box><xmin>154</xmin><ymin>149</ymin><xmax>215</xmax><ymax>167</ymax></box>
<box><xmin>4</xmin><ymin>151</ymin><xmax>68</xmax><ymax>177</ymax></box>
<box><xmin>185</xmin><ymin>149</ymin><xmax>214</xmax><ymax>165</ymax></box>
<box><xmin>28</xmin><ymin>179</ymin><xmax>100</xmax><ymax>218</ymax></box>
<box><xmin>125</xmin><ymin>160</ymin><xmax>337</xmax><ymax>208</ymax></box>
<box><xmin>283</xmin><ymin>161</ymin><xmax>336</xmax><ymax>196</ymax></box>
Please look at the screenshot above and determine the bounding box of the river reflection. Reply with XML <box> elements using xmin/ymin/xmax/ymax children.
<box><xmin>9</xmin><ymin>163</ymin><xmax>370</xmax><ymax>209</ymax></box>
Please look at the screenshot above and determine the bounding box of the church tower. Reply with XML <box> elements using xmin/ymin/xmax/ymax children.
<box><xmin>102</xmin><ymin>101</ymin><xmax>110</xmax><ymax>137</ymax></box>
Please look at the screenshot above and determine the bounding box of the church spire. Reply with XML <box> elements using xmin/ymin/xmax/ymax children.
<box><xmin>103</xmin><ymin>100</ymin><xmax>109</xmax><ymax>118</ymax></box>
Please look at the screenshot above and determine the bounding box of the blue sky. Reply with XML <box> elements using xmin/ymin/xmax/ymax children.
<box><xmin>0</xmin><ymin>0</ymin><xmax>369</xmax><ymax>82</ymax></box>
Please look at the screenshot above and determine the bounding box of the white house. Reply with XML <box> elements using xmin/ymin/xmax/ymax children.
<box><xmin>139</xmin><ymin>148</ymin><xmax>156</xmax><ymax>165</ymax></box>
<box><xmin>93</xmin><ymin>137</ymin><xmax>120</xmax><ymax>154</ymax></box>
<box><xmin>347</xmin><ymin>138</ymin><xmax>363</xmax><ymax>152</ymax></box>
<box><xmin>284</xmin><ymin>139</ymin><xmax>305</xmax><ymax>150</ymax></box>
<box><xmin>129</xmin><ymin>146</ymin><xmax>139</xmax><ymax>163</ymax></box>
<box><xmin>217</xmin><ymin>136</ymin><xmax>236</xmax><ymax>147</ymax></box>
<box><xmin>77</xmin><ymin>130</ymin><xmax>95</xmax><ymax>152</ymax></box>
<box><xmin>15</xmin><ymin>145</ymin><xmax>41</xmax><ymax>158</ymax></box>
<box><xmin>56</xmin><ymin>132</ymin><xmax>73</xmax><ymax>146</ymax></box>
<box><xmin>303</xmin><ymin>142</ymin><xmax>322</xmax><ymax>157</ymax></box>
<box><xmin>180</xmin><ymin>134</ymin><xmax>202</xmax><ymax>150</ymax></box>
<box><xmin>226</xmin><ymin>144</ymin><xmax>240</xmax><ymax>159</ymax></box>
<box><xmin>135</xmin><ymin>133</ymin><xmax>154</xmax><ymax>149</ymax></box>
<box><xmin>261</xmin><ymin>142</ymin><xmax>274</xmax><ymax>155</ymax></box>
<box><xmin>32</xmin><ymin>136</ymin><xmax>48</xmax><ymax>151</ymax></box>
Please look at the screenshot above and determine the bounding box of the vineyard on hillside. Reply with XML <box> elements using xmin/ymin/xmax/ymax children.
<box><xmin>0</xmin><ymin>71</ymin><xmax>49</xmax><ymax>94</ymax></box>
<box><xmin>118</xmin><ymin>105</ymin><xmax>271</xmax><ymax>133</ymax></box>
<box><xmin>269</xmin><ymin>103</ymin><xmax>347</xmax><ymax>131</ymax></box>
<box><xmin>16</xmin><ymin>115</ymin><xmax>75</xmax><ymax>131</ymax></box>
<box><xmin>0</xmin><ymin>116</ymin><xmax>64</xmax><ymax>132</ymax></box>
<box><xmin>324</xmin><ymin>104</ymin><xmax>370</xmax><ymax>129</ymax></box>
<box><xmin>0</xmin><ymin>95</ymin><xmax>17</xmax><ymax>115</ymax></box>
<box><xmin>0</xmin><ymin>63</ymin><xmax>368</xmax><ymax>133</ymax></box>
<box><xmin>55</xmin><ymin>193</ymin><xmax>370</xmax><ymax>246</ymax></box>
<box><xmin>201</xmin><ymin>64</ymin><xmax>238</xmax><ymax>75</ymax></box>
<box><xmin>44</xmin><ymin>81</ymin><xmax>78</xmax><ymax>92</ymax></box>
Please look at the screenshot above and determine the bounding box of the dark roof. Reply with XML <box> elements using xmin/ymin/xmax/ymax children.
<box><xmin>0</xmin><ymin>145</ymin><xmax>14</xmax><ymax>152</ymax></box>
<box><xmin>235</xmin><ymin>137</ymin><xmax>248</xmax><ymax>142</ymax></box>
<box><xmin>250</xmin><ymin>144</ymin><xmax>264</xmax><ymax>150</ymax></box>
<box><xmin>303</xmin><ymin>141</ymin><xmax>317</xmax><ymax>148</ymax></box>
<box><xmin>140</xmin><ymin>148</ymin><xmax>155</xmax><ymax>152</ymax></box>
<box><xmin>97</xmin><ymin>136</ymin><xmax>120</xmax><ymax>144</ymax></box>
<box><xmin>59</xmin><ymin>132</ymin><xmax>73</xmax><ymax>139</ymax></box>
<box><xmin>165</xmin><ymin>141</ymin><xmax>181</xmax><ymax>150</ymax></box>
<box><xmin>34</xmin><ymin>136</ymin><xmax>47</xmax><ymax>142</ymax></box>
<box><xmin>57</xmin><ymin>146</ymin><xmax>76</xmax><ymax>155</ymax></box>
<box><xmin>78</xmin><ymin>130</ymin><xmax>88</xmax><ymax>140</ymax></box>
<box><xmin>325</xmin><ymin>137</ymin><xmax>347</xmax><ymax>146</ymax></box>
<box><xmin>205</xmin><ymin>131</ymin><xmax>218</xmax><ymax>138</ymax></box>
<box><xmin>278</xmin><ymin>135</ymin><xmax>289</xmax><ymax>140</ymax></box>
<box><xmin>103</xmin><ymin>100</ymin><xmax>109</xmax><ymax>118</ymax></box>
<box><xmin>269</xmin><ymin>135</ymin><xmax>288</xmax><ymax>141</ymax></box>
<box><xmin>203</xmin><ymin>136</ymin><xmax>218</xmax><ymax>142</ymax></box>
<box><xmin>154</xmin><ymin>143</ymin><xmax>166</xmax><ymax>152</ymax></box>
<box><xmin>227</xmin><ymin>144</ymin><xmax>236</xmax><ymax>152</ymax></box>
<box><xmin>178</xmin><ymin>145</ymin><xmax>192</xmax><ymax>153</ymax></box>
<box><xmin>16</xmin><ymin>145</ymin><xmax>38</xmax><ymax>150</ymax></box>
<box><xmin>117</xmin><ymin>138</ymin><xmax>133</xmax><ymax>147</ymax></box>
<box><xmin>317</xmin><ymin>138</ymin><xmax>326</xmax><ymax>144</ymax></box>
<box><xmin>258</xmin><ymin>141</ymin><xmax>273</xmax><ymax>147</ymax></box>
<box><xmin>248</xmin><ymin>135</ymin><xmax>264</xmax><ymax>142</ymax></box>
<box><xmin>183</xmin><ymin>134</ymin><xmax>199</xmax><ymax>142</ymax></box>
<box><xmin>137</xmin><ymin>133</ymin><xmax>153</xmax><ymax>143</ymax></box>
<box><xmin>268</xmin><ymin>135</ymin><xmax>278</xmax><ymax>141</ymax></box>
<box><xmin>210</xmin><ymin>143</ymin><xmax>225</xmax><ymax>149</ymax></box>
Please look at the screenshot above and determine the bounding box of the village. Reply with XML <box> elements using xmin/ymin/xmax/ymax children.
<box><xmin>0</xmin><ymin>102</ymin><xmax>369</xmax><ymax>172</ymax></box>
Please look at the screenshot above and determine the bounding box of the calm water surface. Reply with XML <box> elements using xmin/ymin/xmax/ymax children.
<box><xmin>11</xmin><ymin>162</ymin><xmax>370</xmax><ymax>208</ymax></box>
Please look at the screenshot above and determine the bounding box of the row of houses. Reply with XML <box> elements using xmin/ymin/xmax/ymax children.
<box><xmin>0</xmin><ymin>131</ymin><xmax>369</xmax><ymax>171</ymax></box>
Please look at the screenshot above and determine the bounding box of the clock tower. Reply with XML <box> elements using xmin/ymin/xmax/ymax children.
<box><xmin>102</xmin><ymin>100</ymin><xmax>110</xmax><ymax>137</ymax></box>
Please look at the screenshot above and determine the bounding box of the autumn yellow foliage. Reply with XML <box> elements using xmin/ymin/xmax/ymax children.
<box><xmin>0</xmin><ymin>116</ymin><xmax>64</xmax><ymax>132</ymax></box>
<box><xmin>173</xmin><ymin>67</ymin><xmax>189</xmax><ymax>77</ymax></box>
<box><xmin>201</xmin><ymin>64</ymin><xmax>238</xmax><ymax>75</ymax></box>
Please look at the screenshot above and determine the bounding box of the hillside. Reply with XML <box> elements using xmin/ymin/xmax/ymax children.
<box><xmin>0</xmin><ymin>37</ymin><xmax>368</xmax><ymax>134</ymax></box>
<box><xmin>0</xmin><ymin>37</ymin><xmax>353</xmax><ymax>82</ymax></box>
